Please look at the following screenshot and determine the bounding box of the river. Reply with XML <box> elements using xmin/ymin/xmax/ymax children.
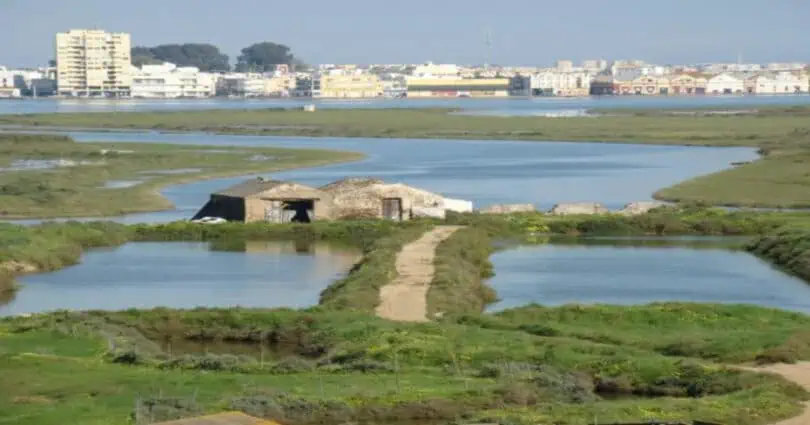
<box><xmin>2</xmin><ymin>94</ymin><xmax>810</xmax><ymax>116</ymax></box>
<box><xmin>6</xmin><ymin>131</ymin><xmax>757</xmax><ymax>224</ymax></box>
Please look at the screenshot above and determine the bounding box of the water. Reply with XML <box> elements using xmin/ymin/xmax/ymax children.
<box><xmin>4</xmin><ymin>131</ymin><xmax>755</xmax><ymax>224</ymax></box>
<box><xmin>2</xmin><ymin>95</ymin><xmax>810</xmax><ymax>115</ymax></box>
<box><xmin>488</xmin><ymin>240</ymin><xmax>810</xmax><ymax>313</ymax></box>
<box><xmin>0</xmin><ymin>240</ymin><xmax>361</xmax><ymax>316</ymax></box>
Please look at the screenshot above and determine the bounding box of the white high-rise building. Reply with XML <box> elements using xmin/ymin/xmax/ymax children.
<box><xmin>55</xmin><ymin>29</ymin><xmax>132</xmax><ymax>97</ymax></box>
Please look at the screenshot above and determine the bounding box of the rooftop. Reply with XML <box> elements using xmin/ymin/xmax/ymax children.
<box><xmin>214</xmin><ymin>178</ymin><xmax>289</xmax><ymax>198</ymax></box>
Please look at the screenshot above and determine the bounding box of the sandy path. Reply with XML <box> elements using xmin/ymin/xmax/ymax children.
<box><xmin>375</xmin><ymin>226</ymin><xmax>463</xmax><ymax>322</ymax></box>
<box><xmin>737</xmin><ymin>362</ymin><xmax>810</xmax><ymax>425</ymax></box>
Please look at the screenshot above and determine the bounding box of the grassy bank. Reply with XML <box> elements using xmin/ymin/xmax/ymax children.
<box><xmin>0</xmin><ymin>107</ymin><xmax>803</xmax><ymax>148</ymax></box>
<box><xmin>747</xmin><ymin>228</ymin><xmax>810</xmax><ymax>283</ymax></box>
<box><xmin>428</xmin><ymin>227</ymin><xmax>497</xmax><ymax>317</ymax></box>
<box><xmin>2</xmin><ymin>305</ymin><xmax>810</xmax><ymax>425</ymax></box>
<box><xmin>0</xmin><ymin>133</ymin><xmax>362</xmax><ymax>218</ymax></box>
<box><xmin>4</xmin><ymin>106</ymin><xmax>809</xmax><ymax>207</ymax></box>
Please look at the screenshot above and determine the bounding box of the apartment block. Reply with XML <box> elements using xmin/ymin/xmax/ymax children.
<box><xmin>131</xmin><ymin>63</ymin><xmax>215</xmax><ymax>98</ymax></box>
<box><xmin>56</xmin><ymin>29</ymin><xmax>132</xmax><ymax>97</ymax></box>
<box><xmin>312</xmin><ymin>72</ymin><xmax>382</xmax><ymax>98</ymax></box>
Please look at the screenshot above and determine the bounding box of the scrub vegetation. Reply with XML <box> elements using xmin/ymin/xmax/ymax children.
<box><xmin>0</xmin><ymin>133</ymin><xmax>362</xmax><ymax>218</ymax></box>
<box><xmin>2</xmin><ymin>305</ymin><xmax>810</xmax><ymax>425</ymax></box>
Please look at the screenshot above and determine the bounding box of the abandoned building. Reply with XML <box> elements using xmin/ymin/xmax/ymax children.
<box><xmin>319</xmin><ymin>178</ymin><xmax>449</xmax><ymax>220</ymax></box>
<box><xmin>193</xmin><ymin>177</ymin><xmax>472</xmax><ymax>223</ymax></box>
<box><xmin>192</xmin><ymin>178</ymin><xmax>329</xmax><ymax>223</ymax></box>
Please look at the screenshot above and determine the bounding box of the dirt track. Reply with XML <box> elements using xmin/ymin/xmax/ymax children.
<box><xmin>739</xmin><ymin>362</ymin><xmax>810</xmax><ymax>425</ymax></box>
<box><xmin>375</xmin><ymin>226</ymin><xmax>462</xmax><ymax>322</ymax></box>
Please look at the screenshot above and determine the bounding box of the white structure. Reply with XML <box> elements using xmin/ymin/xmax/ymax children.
<box><xmin>0</xmin><ymin>67</ymin><xmax>21</xmax><ymax>98</ymax></box>
<box><xmin>750</xmin><ymin>73</ymin><xmax>809</xmax><ymax>94</ymax></box>
<box><xmin>531</xmin><ymin>70</ymin><xmax>591</xmax><ymax>96</ymax></box>
<box><xmin>582</xmin><ymin>59</ymin><xmax>609</xmax><ymax>72</ymax></box>
<box><xmin>706</xmin><ymin>73</ymin><xmax>744</xmax><ymax>95</ymax></box>
<box><xmin>443</xmin><ymin>198</ymin><xmax>474</xmax><ymax>213</ymax></box>
<box><xmin>555</xmin><ymin>60</ymin><xmax>574</xmax><ymax>71</ymax></box>
<box><xmin>411</xmin><ymin>62</ymin><xmax>460</xmax><ymax>78</ymax></box>
<box><xmin>131</xmin><ymin>63</ymin><xmax>215</xmax><ymax>98</ymax></box>
<box><xmin>766</xmin><ymin>63</ymin><xmax>807</xmax><ymax>72</ymax></box>
<box><xmin>55</xmin><ymin>29</ymin><xmax>131</xmax><ymax>97</ymax></box>
<box><xmin>216</xmin><ymin>73</ymin><xmax>267</xmax><ymax>97</ymax></box>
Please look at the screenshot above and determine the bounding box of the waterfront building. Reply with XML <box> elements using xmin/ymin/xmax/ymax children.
<box><xmin>747</xmin><ymin>72</ymin><xmax>809</xmax><ymax>94</ymax></box>
<box><xmin>630</xmin><ymin>75</ymin><xmax>670</xmax><ymax>95</ymax></box>
<box><xmin>130</xmin><ymin>63</ymin><xmax>215</xmax><ymax>98</ymax></box>
<box><xmin>405</xmin><ymin>77</ymin><xmax>510</xmax><ymax>98</ymax></box>
<box><xmin>0</xmin><ymin>67</ymin><xmax>21</xmax><ymax>98</ymax></box>
<box><xmin>55</xmin><ymin>29</ymin><xmax>131</xmax><ymax>97</ymax></box>
<box><xmin>311</xmin><ymin>72</ymin><xmax>382</xmax><ymax>98</ymax></box>
<box><xmin>216</xmin><ymin>74</ymin><xmax>266</xmax><ymax>97</ymax></box>
<box><xmin>668</xmin><ymin>74</ymin><xmax>708</xmax><ymax>95</ymax></box>
<box><xmin>263</xmin><ymin>75</ymin><xmax>297</xmax><ymax>97</ymax></box>
<box><xmin>706</xmin><ymin>73</ymin><xmax>745</xmax><ymax>95</ymax></box>
<box><xmin>530</xmin><ymin>71</ymin><xmax>591</xmax><ymax>96</ymax></box>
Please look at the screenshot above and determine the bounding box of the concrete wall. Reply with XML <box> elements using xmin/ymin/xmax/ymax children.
<box><xmin>244</xmin><ymin>197</ymin><xmax>330</xmax><ymax>223</ymax></box>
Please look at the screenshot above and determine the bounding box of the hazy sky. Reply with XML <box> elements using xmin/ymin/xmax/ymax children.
<box><xmin>1</xmin><ymin>0</ymin><xmax>808</xmax><ymax>67</ymax></box>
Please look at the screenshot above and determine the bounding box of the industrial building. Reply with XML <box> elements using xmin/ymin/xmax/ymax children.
<box><xmin>405</xmin><ymin>77</ymin><xmax>510</xmax><ymax>98</ymax></box>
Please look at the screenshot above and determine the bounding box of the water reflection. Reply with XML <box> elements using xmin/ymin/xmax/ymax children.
<box><xmin>488</xmin><ymin>239</ymin><xmax>810</xmax><ymax>313</ymax></box>
<box><xmin>0</xmin><ymin>240</ymin><xmax>361</xmax><ymax>316</ymax></box>
<box><xmin>0</xmin><ymin>289</ymin><xmax>16</xmax><ymax>308</ymax></box>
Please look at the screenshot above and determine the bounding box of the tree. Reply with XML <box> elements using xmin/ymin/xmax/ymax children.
<box><xmin>235</xmin><ymin>42</ymin><xmax>302</xmax><ymax>72</ymax></box>
<box><xmin>129</xmin><ymin>44</ymin><xmax>230</xmax><ymax>71</ymax></box>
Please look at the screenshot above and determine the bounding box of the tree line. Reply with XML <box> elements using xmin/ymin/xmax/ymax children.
<box><xmin>131</xmin><ymin>42</ymin><xmax>308</xmax><ymax>72</ymax></box>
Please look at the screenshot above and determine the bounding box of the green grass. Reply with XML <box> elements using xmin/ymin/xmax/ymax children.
<box><xmin>747</xmin><ymin>228</ymin><xmax>810</xmax><ymax>285</ymax></box>
<box><xmin>0</xmin><ymin>133</ymin><xmax>362</xmax><ymax>218</ymax></box>
<box><xmin>2</xmin><ymin>211</ymin><xmax>810</xmax><ymax>423</ymax></box>
<box><xmin>655</xmin><ymin>150</ymin><xmax>810</xmax><ymax>208</ymax></box>
<box><xmin>2</xmin><ymin>306</ymin><xmax>809</xmax><ymax>425</ymax></box>
<box><xmin>0</xmin><ymin>107</ymin><xmax>804</xmax><ymax>149</ymax></box>
<box><xmin>318</xmin><ymin>222</ymin><xmax>432</xmax><ymax>311</ymax></box>
<box><xmin>428</xmin><ymin>227</ymin><xmax>497</xmax><ymax>317</ymax></box>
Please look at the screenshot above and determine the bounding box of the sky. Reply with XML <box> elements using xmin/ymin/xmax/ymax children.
<box><xmin>1</xmin><ymin>0</ymin><xmax>809</xmax><ymax>68</ymax></box>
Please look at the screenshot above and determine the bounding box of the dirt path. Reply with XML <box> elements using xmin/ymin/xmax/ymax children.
<box><xmin>737</xmin><ymin>362</ymin><xmax>810</xmax><ymax>425</ymax></box>
<box><xmin>375</xmin><ymin>226</ymin><xmax>463</xmax><ymax>322</ymax></box>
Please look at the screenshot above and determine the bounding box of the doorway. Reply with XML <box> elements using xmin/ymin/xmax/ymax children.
<box><xmin>382</xmin><ymin>198</ymin><xmax>403</xmax><ymax>221</ymax></box>
<box><xmin>265</xmin><ymin>199</ymin><xmax>315</xmax><ymax>223</ymax></box>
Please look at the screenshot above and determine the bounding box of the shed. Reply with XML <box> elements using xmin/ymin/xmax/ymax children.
<box><xmin>320</xmin><ymin>178</ymin><xmax>445</xmax><ymax>221</ymax></box>
<box><xmin>192</xmin><ymin>178</ymin><xmax>329</xmax><ymax>223</ymax></box>
<box><xmin>151</xmin><ymin>412</ymin><xmax>278</xmax><ymax>425</ymax></box>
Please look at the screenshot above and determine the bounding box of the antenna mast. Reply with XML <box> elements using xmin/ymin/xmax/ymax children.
<box><xmin>485</xmin><ymin>29</ymin><xmax>493</xmax><ymax>69</ymax></box>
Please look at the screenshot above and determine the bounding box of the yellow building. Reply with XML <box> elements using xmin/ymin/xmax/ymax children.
<box><xmin>56</xmin><ymin>29</ymin><xmax>131</xmax><ymax>97</ymax></box>
<box><xmin>312</xmin><ymin>73</ymin><xmax>382</xmax><ymax>98</ymax></box>
<box><xmin>263</xmin><ymin>75</ymin><xmax>296</xmax><ymax>96</ymax></box>
<box><xmin>405</xmin><ymin>77</ymin><xmax>510</xmax><ymax>98</ymax></box>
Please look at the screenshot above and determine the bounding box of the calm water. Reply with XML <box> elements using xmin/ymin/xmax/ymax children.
<box><xmin>489</xmin><ymin>241</ymin><xmax>810</xmax><ymax>313</ymax></box>
<box><xmin>4</xmin><ymin>131</ymin><xmax>756</xmax><ymax>224</ymax></box>
<box><xmin>2</xmin><ymin>95</ymin><xmax>810</xmax><ymax>115</ymax></box>
<box><xmin>0</xmin><ymin>240</ymin><xmax>361</xmax><ymax>316</ymax></box>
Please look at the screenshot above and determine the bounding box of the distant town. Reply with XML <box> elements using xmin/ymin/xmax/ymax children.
<box><xmin>1</xmin><ymin>28</ymin><xmax>809</xmax><ymax>100</ymax></box>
